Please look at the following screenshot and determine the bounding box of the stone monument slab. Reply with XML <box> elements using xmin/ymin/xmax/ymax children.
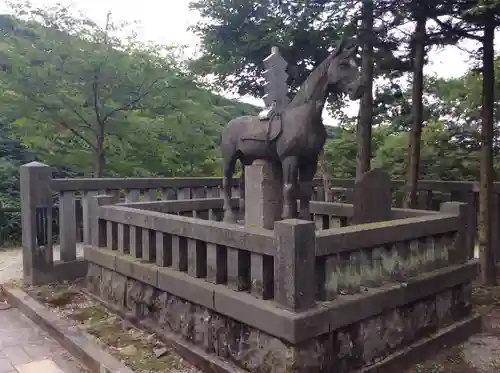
<box><xmin>352</xmin><ymin>168</ymin><xmax>392</xmax><ymax>225</ymax></box>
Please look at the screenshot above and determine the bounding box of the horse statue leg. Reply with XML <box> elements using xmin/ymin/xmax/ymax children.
<box><xmin>239</xmin><ymin>165</ymin><xmax>245</xmax><ymax>214</ymax></box>
<box><xmin>281</xmin><ymin>156</ymin><xmax>299</xmax><ymax>219</ymax></box>
<box><xmin>222</xmin><ymin>154</ymin><xmax>237</xmax><ymax>223</ymax></box>
<box><xmin>298</xmin><ymin>156</ymin><xmax>318</xmax><ymax>220</ymax></box>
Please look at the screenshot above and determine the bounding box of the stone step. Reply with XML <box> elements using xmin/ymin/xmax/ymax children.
<box><xmin>16</xmin><ymin>359</ymin><xmax>65</xmax><ymax>373</ymax></box>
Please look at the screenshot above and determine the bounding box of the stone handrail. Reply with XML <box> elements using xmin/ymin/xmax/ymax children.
<box><xmin>90</xmin><ymin>195</ymin><xmax>283</xmax><ymax>304</ymax></box>
<box><xmin>18</xmin><ymin>161</ymin><xmax>490</xmax><ymax>288</ymax></box>
<box><xmin>96</xmin><ymin>204</ymin><xmax>276</xmax><ymax>256</ymax></box>
<box><xmin>315</xmin><ymin>214</ymin><xmax>460</xmax><ymax>256</ymax></box>
<box><xmin>312</xmin><ymin>202</ymin><xmax>469</xmax><ymax>302</ymax></box>
<box><xmin>50</xmin><ymin>177</ymin><xmax>224</xmax><ymax>191</ymax></box>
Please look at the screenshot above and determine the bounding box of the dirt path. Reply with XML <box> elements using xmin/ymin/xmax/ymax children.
<box><xmin>0</xmin><ymin>248</ymin><xmax>23</xmax><ymax>284</ymax></box>
<box><xmin>0</xmin><ymin>245</ymin><xmax>84</xmax><ymax>284</ymax></box>
<box><xmin>0</xmin><ymin>301</ymin><xmax>89</xmax><ymax>373</ymax></box>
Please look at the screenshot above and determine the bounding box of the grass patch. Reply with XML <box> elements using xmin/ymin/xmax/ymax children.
<box><xmin>26</xmin><ymin>283</ymin><xmax>198</xmax><ymax>373</ymax></box>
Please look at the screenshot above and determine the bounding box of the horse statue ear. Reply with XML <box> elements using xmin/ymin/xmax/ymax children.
<box><xmin>334</xmin><ymin>39</ymin><xmax>358</xmax><ymax>58</ymax></box>
<box><xmin>343</xmin><ymin>44</ymin><xmax>358</xmax><ymax>58</ymax></box>
<box><xmin>335</xmin><ymin>38</ymin><xmax>347</xmax><ymax>55</ymax></box>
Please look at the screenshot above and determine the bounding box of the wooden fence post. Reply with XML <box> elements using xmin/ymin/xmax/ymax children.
<box><xmin>20</xmin><ymin>162</ymin><xmax>53</xmax><ymax>285</ymax></box>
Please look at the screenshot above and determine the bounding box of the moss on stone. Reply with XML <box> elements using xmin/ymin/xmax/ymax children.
<box><xmin>70</xmin><ymin>305</ymin><xmax>108</xmax><ymax>322</ymax></box>
<box><xmin>28</xmin><ymin>282</ymin><xmax>196</xmax><ymax>373</ymax></box>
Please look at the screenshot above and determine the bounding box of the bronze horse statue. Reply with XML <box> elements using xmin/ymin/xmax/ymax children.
<box><xmin>220</xmin><ymin>41</ymin><xmax>365</xmax><ymax>223</ymax></box>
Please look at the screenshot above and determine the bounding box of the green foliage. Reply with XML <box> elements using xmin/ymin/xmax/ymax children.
<box><xmin>189</xmin><ymin>0</ymin><xmax>408</xmax><ymax>117</ymax></box>
<box><xmin>323</xmin><ymin>122</ymin><xmax>484</xmax><ymax>181</ymax></box>
<box><xmin>0</xmin><ymin>2</ymin><xmax>257</xmax><ymax>244</ymax></box>
<box><xmin>0</xmin><ymin>2</ymin><xmax>256</xmax><ymax>180</ymax></box>
<box><xmin>0</xmin><ymin>0</ymin><xmax>498</xmax><ymax>247</ymax></box>
<box><xmin>374</xmin><ymin>121</ymin><xmax>482</xmax><ymax>180</ymax></box>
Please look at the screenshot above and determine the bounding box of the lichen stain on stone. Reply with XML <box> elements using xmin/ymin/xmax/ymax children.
<box><xmin>359</xmin><ymin>250</ymin><xmax>378</xmax><ymax>287</ymax></box>
<box><xmin>371</xmin><ymin>247</ymin><xmax>384</xmax><ymax>284</ymax></box>
<box><xmin>424</xmin><ymin>237</ymin><xmax>436</xmax><ymax>271</ymax></box>
<box><xmin>324</xmin><ymin>234</ymin><xmax>456</xmax><ymax>296</ymax></box>
<box><xmin>381</xmin><ymin>246</ymin><xmax>398</xmax><ymax>280</ymax></box>
<box><xmin>383</xmin><ymin>310</ymin><xmax>405</xmax><ymax>350</ymax></box>
<box><xmin>411</xmin><ymin>300</ymin><xmax>437</xmax><ymax>333</ymax></box>
<box><xmin>436</xmin><ymin>290</ymin><xmax>453</xmax><ymax>323</ymax></box>
<box><xmin>324</xmin><ymin>255</ymin><xmax>339</xmax><ymax>298</ymax></box>
<box><xmin>337</xmin><ymin>331</ymin><xmax>354</xmax><ymax>359</ymax></box>
<box><xmin>358</xmin><ymin>317</ymin><xmax>385</xmax><ymax>364</ymax></box>
<box><xmin>337</xmin><ymin>252</ymin><xmax>361</xmax><ymax>294</ymax></box>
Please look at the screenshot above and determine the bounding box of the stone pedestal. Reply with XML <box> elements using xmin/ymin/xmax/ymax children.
<box><xmin>244</xmin><ymin>160</ymin><xmax>282</xmax><ymax>230</ymax></box>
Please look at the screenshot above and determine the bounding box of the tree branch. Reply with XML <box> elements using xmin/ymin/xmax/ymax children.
<box><xmin>101</xmin><ymin>79</ymin><xmax>160</xmax><ymax>122</ymax></box>
<box><xmin>92</xmin><ymin>69</ymin><xmax>103</xmax><ymax>127</ymax></box>
<box><xmin>59</xmin><ymin>97</ymin><xmax>94</xmax><ymax>129</ymax></box>
<box><xmin>20</xmin><ymin>92</ymin><xmax>97</xmax><ymax>150</ymax></box>
<box><xmin>57</xmin><ymin>120</ymin><xmax>97</xmax><ymax>150</ymax></box>
<box><xmin>431</xmin><ymin>17</ymin><xmax>483</xmax><ymax>42</ymax></box>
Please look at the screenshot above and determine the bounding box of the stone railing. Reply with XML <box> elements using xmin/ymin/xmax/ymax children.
<box><xmin>314</xmin><ymin>202</ymin><xmax>468</xmax><ymax>302</ymax></box>
<box><xmin>20</xmin><ymin>162</ymin><xmax>479</xmax><ymax>372</ymax></box>
<box><xmin>87</xmin><ymin>196</ymin><xmax>280</xmax><ymax>301</ymax></box>
<box><xmin>19</xmin><ymin>161</ymin><xmax>483</xmax><ymax>285</ymax></box>
<box><xmin>86</xmin><ymin>196</ymin><xmax>471</xmax><ymax>307</ymax></box>
<box><xmin>53</xmin><ymin>174</ymin><xmax>231</xmax><ymax>245</ymax></box>
<box><xmin>82</xmin><ymin>195</ymin><xmax>478</xmax><ymax>373</ymax></box>
<box><xmin>309</xmin><ymin>201</ymin><xmax>444</xmax><ymax>229</ymax></box>
<box><xmin>20</xmin><ymin>162</ymin><xmax>238</xmax><ymax>284</ymax></box>
<box><xmin>309</xmin><ymin>200</ymin><xmax>476</xmax><ymax>260</ymax></box>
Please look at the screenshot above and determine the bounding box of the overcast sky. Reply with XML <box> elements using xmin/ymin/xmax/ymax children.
<box><xmin>0</xmin><ymin>0</ymin><xmax>494</xmax><ymax>124</ymax></box>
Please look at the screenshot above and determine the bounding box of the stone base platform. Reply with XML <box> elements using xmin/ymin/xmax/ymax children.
<box><xmin>85</xmin><ymin>253</ymin><xmax>480</xmax><ymax>373</ymax></box>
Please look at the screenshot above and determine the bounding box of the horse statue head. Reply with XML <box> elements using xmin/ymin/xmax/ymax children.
<box><xmin>287</xmin><ymin>40</ymin><xmax>364</xmax><ymax>111</ymax></box>
<box><xmin>325</xmin><ymin>40</ymin><xmax>364</xmax><ymax>100</ymax></box>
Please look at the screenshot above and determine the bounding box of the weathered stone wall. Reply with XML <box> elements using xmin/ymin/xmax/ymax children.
<box><xmin>87</xmin><ymin>262</ymin><xmax>474</xmax><ymax>373</ymax></box>
<box><xmin>319</xmin><ymin>231</ymin><xmax>457</xmax><ymax>300</ymax></box>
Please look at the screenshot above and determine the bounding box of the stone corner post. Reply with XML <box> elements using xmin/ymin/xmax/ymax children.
<box><xmin>440</xmin><ymin>201</ymin><xmax>470</xmax><ymax>263</ymax></box>
<box><xmin>20</xmin><ymin>162</ymin><xmax>53</xmax><ymax>285</ymax></box>
<box><xmin>274</xmin><ymin>219</ymin><xmax>316</xmax><ymax>312</ymax></box>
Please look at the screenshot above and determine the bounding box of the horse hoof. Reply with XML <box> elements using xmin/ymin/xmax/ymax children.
<box><xmin>298</xmin><ymin>210</ymin><xmax>310</xmax><ymax>220</ymax></box>
<box><xmin>282</xmin><ymin>207</ymin><xmax>291</xmax><ymax>220</ymax></box>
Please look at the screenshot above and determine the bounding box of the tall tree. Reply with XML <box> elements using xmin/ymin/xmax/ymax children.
<box><xmin>0</xmin><ymin>2</ymin><xmax>177</xmax><ymax>176</ymax></box>
<box><xmin>403</xmin><ymin>2</ymin><xmax>428</xmax><ymax>208</ymax></box>
<box><xmin>356</xmin><ymin>0</ymin><xmax>374</xmax><ymax>181</ymax></box>
<box><xmin>190</xmin><ymin>0</ymin><xmax>407</xmax><ymax>114</ymax></box>
<box><xmin>478</xmin><ymin>3</ymin><xmax>497</xmax><ymax>285</ymax></box>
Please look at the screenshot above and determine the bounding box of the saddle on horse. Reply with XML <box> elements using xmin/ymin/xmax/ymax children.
<box><xmin>258</xmin><ymin>105</ymin><xmax>275</xmax><ymax>121</ymax></box>
<box><xmin>241</xmin><ymin>102</ymin><xmax>283</xmax><ymax>143</ymax></box>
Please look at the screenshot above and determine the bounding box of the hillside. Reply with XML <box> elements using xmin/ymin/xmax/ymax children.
<box><xmin>0</xmin><ymin>11</ymin><xmax>258</xmax><ymax>179</ymax></box>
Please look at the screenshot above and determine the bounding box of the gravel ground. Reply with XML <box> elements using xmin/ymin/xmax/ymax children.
<box><xmin>0</xmin><ymin>245</ymin><xmax>84</xmax><ymax>284</ymax></box>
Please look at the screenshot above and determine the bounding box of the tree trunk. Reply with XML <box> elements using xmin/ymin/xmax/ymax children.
<box><xmin>403</xmin><ymin>12</ymin><xmax>426</xmax><ymax>208</ymax></box>
<box><xmin>318</xmin><ymin>152</ymin><xmax>332</xmax><ymax>202</ymax></box>
<box><xmin>94</xmin><ymin>135</ymin><xmax>105</xmax><ymax>178</ymax></box>
<box><xmin>479</xmin><ymin>11</ymin><xmax>497</xmax><ymax>285</ymax></box>
<box><xmin>355</xmin><ymin>0</ymin><xmax>374</xmax><ymax>182</ymax></box>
